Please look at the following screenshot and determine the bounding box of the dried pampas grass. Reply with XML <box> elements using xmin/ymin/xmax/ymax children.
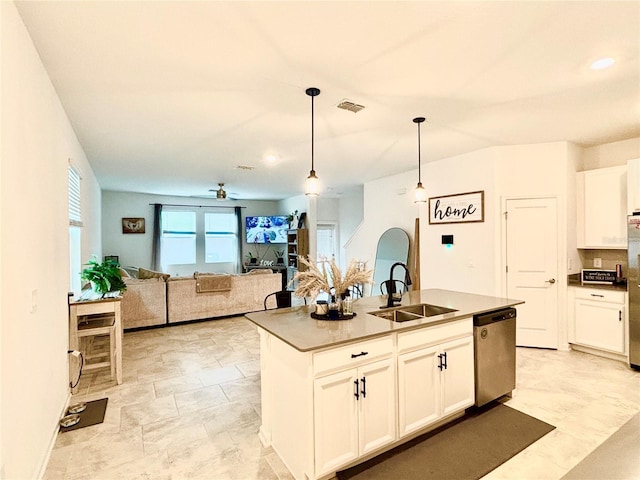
<box><xmin>292</xmin><ymin>256</ymin><xmax>372</xmax><ymax>299</ymax></box>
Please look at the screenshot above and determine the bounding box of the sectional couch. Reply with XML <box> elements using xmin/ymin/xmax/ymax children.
<box><xmin>120</xmin><ymin>269</ymin><xmax>281</xmax><ymax>330</ymax></box>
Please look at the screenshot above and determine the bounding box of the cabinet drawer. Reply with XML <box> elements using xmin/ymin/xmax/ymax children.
<box><xmin>72</xmin><ymin>301</ymin><xmax>117</xmax><ymax>316</ymax></box>
<box><xmin>398</xmin><ymin>318</ymin><xmax>472</xmax><ymax>354</ymax></box>
<box><xmin>574</xmin><ymin>288</ymin><xmax>625</xmax><ymax>304</ymax></box>
<box><xmin>313</xmin><ymin>336</ymin><xmax>393</xmax><ymax>376</ymax></box>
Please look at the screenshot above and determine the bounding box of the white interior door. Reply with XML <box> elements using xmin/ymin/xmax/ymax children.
<box><xmin>505</xmin><ymin>197</ymin><xmax>558</xmax><ymax>348</ymax></box>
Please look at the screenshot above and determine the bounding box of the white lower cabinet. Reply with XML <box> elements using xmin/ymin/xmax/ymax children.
<box><xmin>258</xmin><ymin>317</ymin><xmax>475</xmax><ymax>480</ymax></box>
<box><xmin>441</xmin><ymin>336</ymin><xmax>476</xmax><ymax>416</ymax></box>
<box><xmin>398</xmin><ymin>335</ymin><xmax>474</xmax><ymax>437</ymax></box>
<box><xmin>573</xmin><ymin>288</ymin><xmax>626</xmax><ymax>354</ymax></box>
<box><xmin>314</xmin><ymin>357</ymin><xmax>396</xmax><ymax>476</ymax></box>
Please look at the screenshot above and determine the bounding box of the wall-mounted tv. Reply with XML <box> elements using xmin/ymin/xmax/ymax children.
<box><xmin>245</xmin><ymin>215</ymin><xmax>288</xmax><ymax>244</ymax></box>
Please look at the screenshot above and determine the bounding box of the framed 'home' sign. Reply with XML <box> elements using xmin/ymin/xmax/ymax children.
<box><xmin>428</xmin><ymin>190</ymin><xmax>484</xmax><ymax>224</ymax></box>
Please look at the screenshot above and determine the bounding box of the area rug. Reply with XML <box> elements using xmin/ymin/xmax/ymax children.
<box><xmin>338</xmin><ymin>403</ymin><xmax>555</xmax><ymax>480</ymax></box>
<box><xmin>59</xmin><ymin>398</ymin><xmax>108</xmax><ymax>432</ymax></box>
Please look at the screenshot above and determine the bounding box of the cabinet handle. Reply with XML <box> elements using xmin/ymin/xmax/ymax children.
<box><xmin>437</xmin><ymin>354</ymin><xmax>443</xmax><ymax>371</ymax></box>
<box><xmin>590</xmin><ymin>294</ymin><xmax>605</xmax><ymax>298</ymax></box>
<box><xmin>351</xmin><ymin>351</ymin><xmax>368</xmax><ymax>359</ymax></box>
<box><xmin>619</xmin><ymin>310</ymin><xmax>622</xmax><ymax>322</ymax></box>
<box><xmin>354</xmin><ymin>379</ymin><xmax>359</xmax><ymax>400</ymax></box>
<box><xmin>443</xmin><ymin>351</ymin><xmax>448</xmax><ymax>370</ymax></box>
<box><xmin>361</xmin><ymin>376</ymin><xmax>366</xmax><ymax>398</ymax></box>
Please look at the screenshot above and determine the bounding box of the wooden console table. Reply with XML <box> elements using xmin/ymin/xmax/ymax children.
<box><xmin>69</xmin><ymin>296</ymin><xmax>122</xmax><ymax>394</ymax></box>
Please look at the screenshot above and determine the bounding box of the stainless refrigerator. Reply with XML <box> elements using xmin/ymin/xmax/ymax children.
<box><xmin>629</xmin><ymin>215</ymin><xmax>640</xmax><ymax>369</ymax></box>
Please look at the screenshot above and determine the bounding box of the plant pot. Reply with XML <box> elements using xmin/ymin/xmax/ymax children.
<box><xmin>276</xmin><ymin>258</ymin><xmax>285</xmax><ymax>265</ymax></box>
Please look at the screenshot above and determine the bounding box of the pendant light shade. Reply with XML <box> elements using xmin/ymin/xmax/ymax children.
<box><xmin>305</xmin><ymin>87</ymin><xmax>321</xmax><ymax>196</ymax></box>
<box><xmin>413</xmin><ymin>117</ymin><xmax>427</xmax><ymax>204</ymax></box>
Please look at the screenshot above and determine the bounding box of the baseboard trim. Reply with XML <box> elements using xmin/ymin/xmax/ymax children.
<box><xmin>570</xmin><ymin>343</ymin><xmax>628</xmax><ymax>363</ymax></box>
<box><xmin>37</xmin><ymin>391</ymin><xmax>71</xmax><ymax>480</ymax></box>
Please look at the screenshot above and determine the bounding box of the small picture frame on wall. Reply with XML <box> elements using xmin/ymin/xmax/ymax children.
<box><xmin>122</xmin><ymin>217</ymin><xmax>145</xmax><ymax>234</ymax></box>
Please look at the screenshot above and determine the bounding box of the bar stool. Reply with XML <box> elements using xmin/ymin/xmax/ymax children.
<box><xmin>77</xmin><ymin>315</ymin><xmax>117</xmax><ymax>379</ymax></box>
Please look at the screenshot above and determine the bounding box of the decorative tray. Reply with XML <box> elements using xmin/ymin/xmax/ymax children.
<box><xmin>310</xmin><ymin>312</ymin><xmax>357</xmax><ymax>321</ymax></box>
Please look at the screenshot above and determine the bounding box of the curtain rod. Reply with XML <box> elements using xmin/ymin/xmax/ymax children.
<box><xmin>149</xmin><ymin>203</ymin><xmax>246</xmax><ymax>208</ymax></box>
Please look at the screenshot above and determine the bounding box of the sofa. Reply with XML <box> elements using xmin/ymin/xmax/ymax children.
<box><xmin>121</xmin><ymin>277</ymin><xmax>167</xmax><ymax>329</ymax></box>
<box><xmin>166</xmin><ymin>270</ymin><xmax>281</xmax><ymax>324</ymax></box>
<box><xmin>120</xmin><ymin>268</ymin><xmax>281</xmax><ymax>329</ymax></box>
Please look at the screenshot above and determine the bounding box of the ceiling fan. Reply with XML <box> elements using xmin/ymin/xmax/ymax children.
<box><xmin>207</xmin><ymin>183</ymin><xmax>237</xmax><ymax>201</ymax></box>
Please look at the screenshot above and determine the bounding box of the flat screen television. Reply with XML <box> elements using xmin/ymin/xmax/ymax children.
<box><xmin>245</xmin><ymin>215</ymin><xmax>288</xmax><ymax>244</ymax></box>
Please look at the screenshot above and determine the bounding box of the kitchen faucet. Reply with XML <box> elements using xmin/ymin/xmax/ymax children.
<box><xmin>384</xmin><ymin>262</ymin><xmax>412</xmax><ymax>308</ymax></box>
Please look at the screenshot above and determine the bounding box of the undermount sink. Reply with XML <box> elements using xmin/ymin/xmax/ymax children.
<box><xmin>369</xmin><ymin>303</ymin><xmax>458</xmax><ymax>322</ymax></box>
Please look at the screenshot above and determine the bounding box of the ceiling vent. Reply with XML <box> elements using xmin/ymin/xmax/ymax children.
<box><xmin>235</xmin><ymin>165</ymin><xmax>255</xmax><ymax>171</ymax></box>
<box><xmin>337</xmin><ymin>100</ymin><xmax>365</xmax><ymax>113</ymax></box>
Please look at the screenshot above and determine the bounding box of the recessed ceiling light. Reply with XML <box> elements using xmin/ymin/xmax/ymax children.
<box><xmin>264</xmin><ymin>154</ymin><xmax>279</xmax><ymax>164</ymax></box>
<box><xmin>590</xmin><ymin>57</ymin><xmax>615</xmax><ymax>70</ymax></box>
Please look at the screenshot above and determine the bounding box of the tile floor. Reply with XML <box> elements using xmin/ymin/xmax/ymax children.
<box><xmin>44</xmin><ymin>316</ymin><xmax>640</xmax><ymax>480</ymax></box>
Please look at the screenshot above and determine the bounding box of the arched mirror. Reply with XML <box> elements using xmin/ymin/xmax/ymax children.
<box><xmin>371</xmin><ymin>228</ymin><xmax>410</xmax><ymax>296</ymax></box>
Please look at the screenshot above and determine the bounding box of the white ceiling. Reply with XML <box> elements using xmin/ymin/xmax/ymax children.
<box><xmin>15</xmin><ymin>1</ymin><xmax>640</xmax><ymax>200</ymax></box>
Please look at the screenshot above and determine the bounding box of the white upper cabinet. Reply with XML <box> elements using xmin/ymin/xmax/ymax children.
<box><xmin>577</xmin><ymin>165</ymin><xmax>627</xmax><ymax>249</ymax></box>
<box><xmin>628</xmin><ymin>158</ymin><xmax>640</xmax><ymax>215</ymax></box>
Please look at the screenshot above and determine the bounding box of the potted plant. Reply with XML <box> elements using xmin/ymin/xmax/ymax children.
<box><xmin>286</xmin><ymin>210</ymin><xmax>299</xmax><ymax>229</ymax></box>
<box><xmin>81</xmin><ymin>256</ymin><xmax>127</xmax><ymax>296</ymax></box>
<box><xmin>275</xmin><ymin>249</ymin><xmax>285</xmax><ymax>265</ymax></box>
<box><xmin>245</xmin><ymin>251</ymin><xmax>258</xmax><ymax>265</ymax></box>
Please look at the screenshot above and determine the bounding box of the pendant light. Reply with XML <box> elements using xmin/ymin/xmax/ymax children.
<box><xmin>305</xmin><ymin>87</ymin><xmax>320</xmax><ymax>196</ymax></box>
<box><xmin>413</xmin><ymin>116</ymin><xmax>427</xmax><ymax>204</ymax></box>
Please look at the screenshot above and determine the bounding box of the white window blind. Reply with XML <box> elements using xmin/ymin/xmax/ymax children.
<box><xmin>161</xmin><ymin>211</ymin><xmax>197</xmax><ymax>266</ymax></box>
<box><xmin>205</xmin><ymin>211</ymin><xmax>237</xmax><ymax>263</ymax></box>
<box><xmin>68</xmin><ymin>164</ymin><xmax>82</xmax><ymax>226</ymax></box>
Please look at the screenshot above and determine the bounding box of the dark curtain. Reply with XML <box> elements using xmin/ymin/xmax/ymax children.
<box><xmin>151</xmin><ymin>203</ymin><xmax>162</xmax><ymax>270</ymax></box>
<box><xmin>235</xmin><ymin>206</ymin><xmax>242</xmax><ymax>273</ymax></box>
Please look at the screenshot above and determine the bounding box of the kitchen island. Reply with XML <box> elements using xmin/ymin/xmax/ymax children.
<box><xmin>246</xmin><ymin>289</ymin><xmax>523</xmax><ymax>480</ymax></box>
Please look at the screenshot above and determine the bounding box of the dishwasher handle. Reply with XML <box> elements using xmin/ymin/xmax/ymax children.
<box><xmin>473</xmin><ymin>307</ymin><xmax>516</xmax><ymax>326</ymax></box>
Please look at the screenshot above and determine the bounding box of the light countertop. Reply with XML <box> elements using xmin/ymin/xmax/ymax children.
<box><xmin>567</xmin><ymin>273</ymin><xmax>627</xmax><ymax>292</ymax></box>
<box><xmin>245</xmin><ymin>289</ymin><xmax>524</xmax><ymax>352</ymax></box>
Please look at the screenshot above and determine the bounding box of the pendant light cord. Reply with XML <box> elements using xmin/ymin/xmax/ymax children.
<box><xmin>311</xmin><ymin>94</ymin><xmax>315</xmax><ymax>173</ymax></box>
<box><xmin>417</xmin><ymin>121</ymin><xmax>421</xmax><ymax>183</ymax></box>
<box><xmin>413</xmin><ymin>116</ymin><xmax>425</xmax><ymax>184</ymax></box>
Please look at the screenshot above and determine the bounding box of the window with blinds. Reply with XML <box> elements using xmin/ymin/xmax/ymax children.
<box><xmin>68</xmin><ymin>165</ymin><xmax>82</xmax><ymax>226</ymax></box>
<box><xmin>68</xmin><ymin>162</ymin><xmax>83</xmax><ymax>294</ymax></box>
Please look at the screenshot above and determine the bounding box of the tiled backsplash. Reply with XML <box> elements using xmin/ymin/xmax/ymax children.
<box><xmin>579</xmin><ymin>249</ymin><xmax>628</xmax><ymax>272</ymax></box>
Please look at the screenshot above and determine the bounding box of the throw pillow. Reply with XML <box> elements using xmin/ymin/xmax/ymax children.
<box><xmin>138</xmin><ymin>267</ymin><xmax>170</xmax><ymax>281</ymax></box>
<box><xmin>247</xmin><ymin>268</ymin><xmax>272</xmax><ymax>274</ymax></box>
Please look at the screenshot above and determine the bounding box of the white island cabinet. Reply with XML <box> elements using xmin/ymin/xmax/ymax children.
<box><xmin>314</xmin><ymin>355</ymin><xmax>396</xmax><ymax>475</ymax></box>
<box><xmin>257</xmin><ymin>333</ymin><xmax>398</xmax><ymax>480</ymax></box>
<box><xmin>397</xmin><ymin>319</ymin><xmax>474</xmax><ymax>437</ymax></box>
<box><xmin>247</xmin><ymin>289</ymin><xmax>523</xmax><ymax>480</ymax></box>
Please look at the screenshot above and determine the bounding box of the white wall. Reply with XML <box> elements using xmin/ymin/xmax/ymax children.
<box><xmin>420</xmin><ymin>148</ymin><xmax>497</xmax><ymax>295</ymax></box>
<box><xmin>102</xmin><ymin>191</ymin><xmax>283</xmax><ymax>274</ymax></box>
<box><xmin>1</xmin><ymin>3</ymin><xmax>102</xmax><ymax>478</ymax></box>
<box><xmin>337</xmin><ymin>187</ymin><xmax>364</xmax><ymax>270</ymax></box>
<box><xmin>345</xmin><ymin>170</ymin><xmax>420</xmax><ymax>291</ymax></box>
<box><xmin>349</xmin><ymin>141</ymin><xmax>579</xmax><ymax>299</ymax></box>
<box><xmin>581</xmin><ymin>137</ymin><xmax>640</xmax><ymax>170</ymax></box>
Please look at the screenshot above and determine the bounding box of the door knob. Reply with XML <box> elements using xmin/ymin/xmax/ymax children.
<box><xmin>545</xmin><ymin>278</ymin><xmax>556</xmax><ymax>284</ymax></box>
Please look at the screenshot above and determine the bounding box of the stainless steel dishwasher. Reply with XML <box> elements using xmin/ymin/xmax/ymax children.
<box><xmin>473</xmin><ymin>308</ymin><xmax>517</xmax><ymax>407</ymax></box>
